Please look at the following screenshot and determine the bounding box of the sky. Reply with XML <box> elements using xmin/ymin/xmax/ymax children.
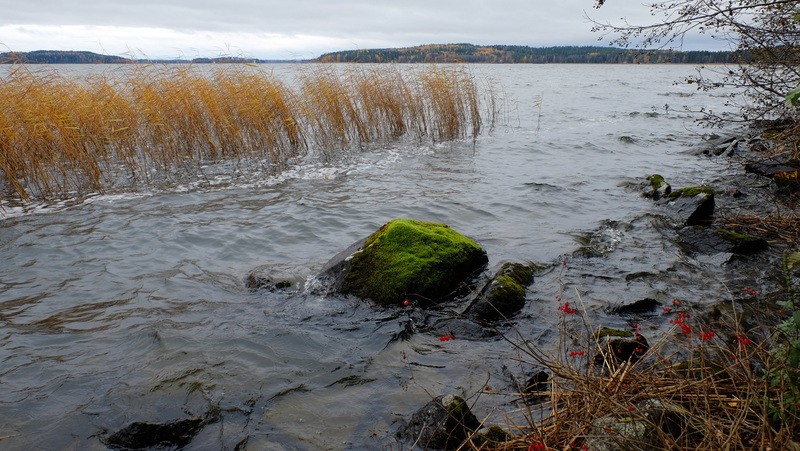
<box><xmin>0</xmin><ymin>1</ymin><xmax>728</xmax><ymax>60</ymax></box>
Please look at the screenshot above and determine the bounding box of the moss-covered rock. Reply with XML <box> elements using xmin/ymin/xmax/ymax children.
<box><xmin>464</xmin><ymin>262</ymin><xmax>537</xmax><ymax>321</ymax></box>
<box><xmin>645</xmin><ymin>174</ymin><xmax>671</xmax><ymax>200</ymax></box>
<box><xmin>663</xmin><ymin>186</ymin><xmax>715</xmax><ymax>226</ymax></box>
<box><xmin>667</xmin><ymin>185</ymin><xmax>716</xmax><ymax>198</ymax></box>
<box><xmin>335</xmin><ymin>219</ymin><xmax>488</xmax><ymax>307</ymax></box>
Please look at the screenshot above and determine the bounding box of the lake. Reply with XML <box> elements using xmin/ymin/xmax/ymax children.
<box><xmin>0</xmin><ymin>63</ymin><xmax>744</xmax><ymax>449</ymax></box>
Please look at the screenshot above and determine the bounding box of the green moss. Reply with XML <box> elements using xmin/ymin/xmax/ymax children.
<box><xmin>647</xmin><ymin>174</ymin><xmax>668</xmax><ymax>190</ymax></box>
<box><xmin>487</xmin><ymin>274</ymin><xmax>525</xmax><ymax>304</ymax></box>
<box><xmin>668</xmin><ymin>185</ymin><xmax>716</xmax><ymax>199</ymax></box>
<box><xmin>340</xmin><ymin>218</ymin><xmax>488</xmax><ymax>306</ymax></box>
<box><xmin>718</xmin><ymin>229</ymin><xmax>757</xmax><ymax>244</ymax></box>
<box><xmin>499</xmin><ymin>262</ymin><xmax>535</xmax><ymax>285</ymax></box>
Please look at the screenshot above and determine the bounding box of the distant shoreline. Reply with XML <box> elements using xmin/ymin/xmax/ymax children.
<box><xmin>1</xmin><ymin>44</ymin><xmax>739</xmax><ymax>65</ymax></box>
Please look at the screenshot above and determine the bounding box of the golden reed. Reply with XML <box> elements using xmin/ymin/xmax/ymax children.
<box><xmin>0</xmin><ymin>64</ymin><xmax>491</xmax><ymax>201</ymax></box>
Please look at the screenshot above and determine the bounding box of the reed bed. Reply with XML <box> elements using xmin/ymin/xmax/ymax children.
<box><xmin>0</xmin><ymin>64</ymin><xmax>490</xmax><ymax>202</ymax></box>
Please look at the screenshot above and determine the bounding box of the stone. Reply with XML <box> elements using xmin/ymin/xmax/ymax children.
<box><xmin>245</xmin><ymin>263</ymin><xmax>311</xmax><ymax>292</ymax></box>
<box><xmin>397</xmin><ymin>394</ymin><xmax>480</xmax><ymax>450</ymax></box>
<box><xmin>595</xmin><ymin>327</ymin><xmax>649</xmax><ymax>363</ymax></box>
<box><xmin>103</xmin><ymin>413</ymin><xmax>217</xmax><ymax>449</ymax></box>
<box><xmin>677</xmin><ymin>227</ymin><xmax>768</xmax><ymax>255</ymax></box>
<box><xmin>464</xmin><ymin>262</ymin><xmax>537</xmax><ymax>322</ymax></box>
<box><xmin>608</xmin><ymin>298</ymin><xmax>661</xmax><ymax>315</ymax></box>
<box><xmin>322</xmin><ymin>218</ymin><xmax>488</xmax><ymax>307</ymax></box>
<box><xmin>644</xmin><ymin>174</ymin><xmax>671</xmax><ymax>200</ymax></box>
<box><xmin>662</xmin><ymin>186</ymin><xmax>715</xmax><ymax>226</ymax></box>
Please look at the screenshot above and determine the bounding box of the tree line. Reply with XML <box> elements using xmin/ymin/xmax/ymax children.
<box><xmin>314</xmin><ymin>44</ymin><xmax>736</xmax><ymax>64</ymax></box>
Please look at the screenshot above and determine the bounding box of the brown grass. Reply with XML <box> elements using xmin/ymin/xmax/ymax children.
<box><xmin>0</xmin><ymin>64</ymin><xmax>491</xmax><ymax>202</ymax></box>
<box><xmin>464</xmin><ymin>293</ymin><xmax>800</xmax><ymax>451</ymax></box>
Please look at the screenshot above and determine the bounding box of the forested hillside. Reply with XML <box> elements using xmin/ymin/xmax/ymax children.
<box><xmin>315</xmin><ymin>44</ymin><xmax>736</xmax><ymax>64</ymax></box>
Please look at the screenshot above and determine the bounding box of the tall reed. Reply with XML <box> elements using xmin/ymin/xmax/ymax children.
<box><xmin>0</xmin><ymin>64</ymin><xmax>492</xmax><ymax>202</ymax></box>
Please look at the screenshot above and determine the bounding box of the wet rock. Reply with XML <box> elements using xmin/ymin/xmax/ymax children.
<box><xmin>595</xmin><ymin>327</ymin><xmax>649</xmax><ymax>363</ymax></box>
<box><xmin>397</xmin><ymin>394</ymin><xmax>480</xmax><ymax>450</ymax></box>
<box><xmin>608</xmin><ymin>298</ymin><xmax>661</xmax><ymax>315</ymax></box>
<box><xmin>321</xmin><ymin>218</ymin><xmax>488</xmax><ymax>307</ymax></box>
<box><xmin>463</xmin><ymin>262</ymin><xmax>537</xmax><ymax>322</ymax></box>
<box><xmin>662</xmin><ymin>186</ymin><xmax>715</xmax><ymax>226</ymax></box>
<box><xmin>104</xmin><ymin>413</ymin><xmax>217</xmax><ymax>450</ymax></box>
<box><xmin>745</xmin><ymin>160</ymin><xmax>798</xmax><ymax>177</ymax></box>
<box><xmin>246</xmin><ymin>263</ymin><xmax>311</xmax><ymax>292</ymax></box>
<box><xmin>643</xmin><ymin>174</ymin><xmax>671</xmax><ymax>200</ymax></box>
<box><xmin>677</xmin><ymin>226</ymin><xmax>768</xmax><ymax>255</ymax></box>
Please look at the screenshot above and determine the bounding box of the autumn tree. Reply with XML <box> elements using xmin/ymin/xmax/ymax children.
<box><xmin>592</xmin><ymin>0</ymin><xmax>800</xmax><ymax>125</ymax></box>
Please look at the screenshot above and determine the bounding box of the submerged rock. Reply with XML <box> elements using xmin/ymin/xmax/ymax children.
<box><xmin>321</xmin><ymin>218</ymin><xmax>488</xmax><ymax>307</ymax></box>
<box><xmin>464</xmin><ymin>262</ymin><xmax>537</xmax><ymax>322</ymax></box>
<box><xmin>397</xmin><ymin>394</ymin><xmax>480</xmax><ymax>450</ymax></box>
<box><xmin>104</xmin><ymin>413</ymin><xmax>217</xmax><ymax>450</ymax></box>
<box><xmin>245</xmin><ymin>263</ymin><xmax>312</xmax><ymax>292</ymax></box>
<box><xmin>608</xmin><ymin>298</ymin><xmax>661</xmax><ymax>315</ymax></box>
<box><xmin>677</xmin><ymin>226</ymin><xmax>768</xmax><ymax>255</ymax></box>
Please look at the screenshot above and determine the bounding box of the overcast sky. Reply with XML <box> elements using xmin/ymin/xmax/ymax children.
<box><xmin>0</xmin><ymin>1</ymin><xmax>727</xmax><ymax>60</ymax></box>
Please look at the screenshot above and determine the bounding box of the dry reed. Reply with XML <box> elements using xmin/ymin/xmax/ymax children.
<box><xmin>0</xmin><ymin>64</ymin><xmax>491</xmax><ymax>202</ymax></box>
<box><xmin>465</xmin><ymin>295</ymin><xmax>800</xmax><ymax>451</ymax></box>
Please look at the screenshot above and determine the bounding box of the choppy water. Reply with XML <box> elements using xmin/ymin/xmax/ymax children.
<box><xmin>0</xmin><ymin>64</ymin><xmax>761</xmax><ymax>449</ymax></box>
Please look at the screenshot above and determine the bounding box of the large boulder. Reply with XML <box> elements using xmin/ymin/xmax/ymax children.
<box><xmin>321</xmin><ymin>219</ymin><xmax>488</xmax><ymax>307</ymax></box>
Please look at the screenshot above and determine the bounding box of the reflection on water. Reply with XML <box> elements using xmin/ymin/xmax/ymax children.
<box><xmin>0</xmin><ymin>64</ymin><xmax>749</xmax><ymax>449</ymax></box>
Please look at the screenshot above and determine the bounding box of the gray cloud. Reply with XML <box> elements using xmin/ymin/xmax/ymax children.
<box><xmin>0</xmin><ymin>1</ymin><xmax>723</xmax><ymax>59</ymax></box>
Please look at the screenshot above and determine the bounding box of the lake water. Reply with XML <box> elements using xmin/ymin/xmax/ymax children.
<box><xmin>0</xmin><ymin>64</ymin><xmax>747</xmax><ymax>449</ymax></box>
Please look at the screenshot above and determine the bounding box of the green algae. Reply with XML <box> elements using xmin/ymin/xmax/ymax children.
<box><xmin>668</xmin><ymin>185</ymin><xmax>716</xmax><ymax>199</ymax></box>
<box><xmin>340</xmin><ymin>218</ymin><xmax>488</xmax><ymax>306</ymax></box>
<box><xmin>596</xmin><ymin>327</ymin><xmax>635</xmax><ymax>338</ymax></box>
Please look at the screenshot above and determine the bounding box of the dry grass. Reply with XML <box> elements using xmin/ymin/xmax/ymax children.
<box><xmin>0</xmin><ymin>64</ymin><xmax>491</xmax><ymax>202</ymax></box>
<box><xmin>718</xmin><ymin>215</ymin><xmax>800</xmax><ymax>245</ymax></box>
<box><xmin>463</xmin><ymin>295</ymin><xmax>800</xmax><ymax>451</ymax></box>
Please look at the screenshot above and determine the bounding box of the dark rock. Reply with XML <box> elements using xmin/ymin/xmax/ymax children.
<box><xmin>677</xmin><ymin>226</ymin><xmax>768</xmax><ymax>255</ymax></box>
<box><xmin>662</xmin><ymin>186</ymin><xmax>715</xmax><ymax>226</ymax></box>
<box><xmin>608</xmin><ymin>298</ymin><xmax>661</xmax><ymax>315</ymax></box>
<box><xmin>594</xmin><ymin>328</ymin><xmax>649</xmax><ymax>363</ymax></box>
<box><xmin>397</xmin><ymin>394</ymin><xmax>480</xmax><ymax>450</ymax></box>
<box><xmin>463</xmin><ymin>262</ymin><xmax>537</xmax><ymax>322</ymax></box>
<box><xmin>745</xmin><ymin>160</ymin><xmax>798</xmax><ymax>177</ymax></box>
<box><xmin>523</xmin><ymin>370</ymin><xmax>550</xmax><ymax>397</ymax></box>
<box><xmin>104</xmin><ymin>413</ymin><xmax>217</xmax><ymax>450</ymax></box>
<box><xmin>321</xmin><ymin>218</ymin><xmax>488</xmax><ymax>307</ymax></box>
